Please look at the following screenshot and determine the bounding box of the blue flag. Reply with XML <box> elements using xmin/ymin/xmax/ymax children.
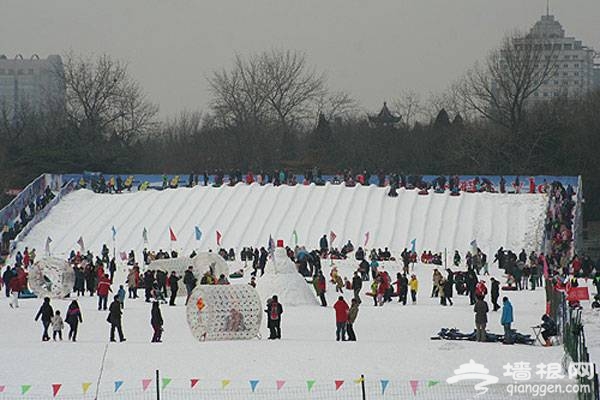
<box><xmin>380</xmin><ymin>380</ymin><xmax>389</xmax><ymax>395</ymax></box>
<box><xmin>410</xmin><ymin>238</ymin><xmax>416</xmax><ymax>253</ymax></box>
<box><xmin>111</xmin><ymin>226</ymin><xmax>117</xmax><ymax>240</ymax></box>
<box><xmin>114</xmin><ymin>381</ymin><xmax>123</xmax><ymax>393</ymax></box>
<box><xmin>195</xmin><ymin>226</ymin><xmax>202</xmax><ymax>241</ymax></box>
<box><xmin>249</xmin><ymin>380</ymin><xmax>259</xmax><ymax>393</ymax></box>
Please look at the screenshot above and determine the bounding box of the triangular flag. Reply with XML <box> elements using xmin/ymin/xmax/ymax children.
<box><xmin>268</xmin><ymin>234</ymin><xmax>275</xmax><ymax>256</ymax></box>
<box><xmin>114</xmin><ymin>381</ymin><xmax>124</xmax><ymax>393</ymax></box>
<box><xmin>353</xmin><ymin>377</ymin><xmax>364</xmax><ymax>384</ymax></box>
<box><xmin>335</xmin><ymin>380</ymin><xmax>344</xmax><ymax>391</ymax></box>
<box><xmin>380</xmin><ymin>380</ymin><xmax>389</xmax><ymax>395</ymax></box>
<box><xmin>142</xmin><ymin>227</ymin><xmax>148</xmax><ymax>242</ymax></box>
<box><xmin>142</xmin><ymin>379</ymin><xmax>152</xmax><ymax>391</ymax></box>
<box><xmin>249</xmin><ymin>380</ymin><xmax>259</xmax><ymax>392</ymax></box>
<box><xmin>82</xmin><ymin>382</ymin><xmax>92</xmax><ymax>394</ymax></box>
<box><xmin>216</xmin><ymin>230</ymin><xmax>222</xmax><ymax>246</ymax></box>
<box><xmin>52</xmin><ymin>384</ymin><xmax>61</xmax><ymax>397</ymax></box>
<box><xmin>190</xmin><ymin>379</ymin><xmax>199</xmax><ymax>389</ymax></box>
<box><xmin>0</xmin><ymin>385</ymin><xmax>5</xmax><ymax>393</ymax></box>
<box><xmin>410</xmin><ymin>380</ymin><xmax>419</xmax><ymax>395</ymax></box>
<box><xmin>77</xmin><ymin>236</ymin><xmax>85</xmax><ymax>252</ymax></box>
<box><xmin>276</xmin><ymin>380</ymin><xmax>285</xmax><ymax>391</ymax></box>
<box><xmin>111</xmin><ymin>226</ymin><xmax>117</xmax><ymax>240</ymax></box>
<box><xmin>306</xmin><ymin>380</ymin><xmax>316</xmax><ymax>392</ymax></box>
<box><xmin>162</xmin><ymin>378</ymin><xmax>172</xmax><ymax>390</ymax></box>
<box><xmin>292</xmin><ymin>230</ymin><xmax>298</xmax><ymax>246</ymax></box>
<box><xmin>364</xmin><ymin>231</ymin><xmax>370</xmax><ymax>247</ymax></box>
<box><xmin>329</xmin><ymin>230</ymin><xmax>337</xmax><ymax>244</ymax></box>
<box><xmin>195</xmin><ymin>226</ymin><xmax>202</xmax><ymax>241</ymax></box>
<box><xmin>169</xmin><ymin>227</ymin><xmax>177</xmax><ymax>241</ymax></box>
<box><xmin>21</xmin><ymin>385</ymin><xmax>31</xmax><ymax>395</ymax></box>
<box><xmin>410</xmin><ymin>238</ymin><xmax>416</xmax><ymax>253</ymax></box>
<box><xmin>221</xmin><ymin>380</ymin><xmax>230</xmax><ymax>389</ymax></box>
<box><xmin>427</xmin><ymin>380</ymin><xmax>439</xmax><ymax>388</ymax></box>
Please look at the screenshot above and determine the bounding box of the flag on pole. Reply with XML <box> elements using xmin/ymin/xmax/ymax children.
<box><xmin>142</xmin><ymin>227</ymin><xmax>148</xmax><ymax>243</ymax></box>
<box><xmin>329</xmin><ymin>230</ymin><xmax>337</xmax><ymax>244</ymax></box>
<box><xmin>169</xmin><ymin>227</ymin><xmax>177</xmax><ymax>242</ymax></box>
<box><xmin>292</xmin><ymin>230</ymin><xmax>298</xmax><ymax>246</ymax></box>
<box><xmin>195</xmin><ymin>226</ymin><xmax>202</xmax><ymax>241</ymax></box>
<box><xmin>470</xmin><ymin>239</ymin><xmax>478</xmax><ymax>251</ymax></box>
<box><xmin>268</xmin><ymin>235</ymin><xmax>275</xmax><ymax>256</ymax></box>
<box><xmin>111</xmin><ymin>226</ymin><xmax>117</xmax><ymax>241</ymax></box>
<box><xmin>45</xmin><ymin>236</ymin><xmax>52</xmax><ymax>255</ymax></box>
<box><xmin>77</xmin><ymin>236</ymin><xmax>85</xmax><ymax>252</ymax></box>
<box><xmin>364</xmin><ymin>232</ymin><xmax>370</xmax><ymax>247</ymax></box>
<box><xmin>216</xmin><ymin>230</ymin><xmax>222</xmax><ymax>246</ymax></box>
<box><xmin>120</xmin><ymin>251</ymin><xmax>128</xmax><ymax>261</ymax></box>
<box><xmin>410</xmin><ymin>238</ymin><xmax>416</xmax><ymax>253</ymax></box>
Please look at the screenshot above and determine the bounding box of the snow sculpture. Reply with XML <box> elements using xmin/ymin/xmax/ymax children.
<box><xmin>255</xmin><ymin>240</ymin><xmax>318</xmax><ymax>306</ymax></box>
<box><xmin>29</xmin><ymin>257</ymin><xmax>75</xmax><ymax>298</ymax></box>
<box><xmin>186</xmin><ymin>285</ymin><xmax>262</xmax><ymax>341</ymax></box>
<box><xmin>149</xmin><ymin>252</ymin><xmax>229</xmax><ymax>295</ymax></box>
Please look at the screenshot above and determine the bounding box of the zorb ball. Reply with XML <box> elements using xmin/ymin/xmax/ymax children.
<box><xmin>29</xmin><ymin>257</ymin><xmax>75</xmax><ymax>298</ymax></box>
<box><xmin>186</xmin><ymin>285</ymin><xmax>262</xmax><ymax>341</ymax></box>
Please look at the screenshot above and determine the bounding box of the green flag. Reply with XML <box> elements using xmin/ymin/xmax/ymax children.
<box><xmin>306</xmin><ymin>380</ymin><xmax>316</xmax><ymax>392</ymax></box>
<box><xmin>21</xmin><ymin>385</ymin><xmax>32</xmax><ymax>395</ymax></box>
<box><xmin>292</xmin><ymin>230</ymin><xmax>298</xmax><ymax>246</ymax></box>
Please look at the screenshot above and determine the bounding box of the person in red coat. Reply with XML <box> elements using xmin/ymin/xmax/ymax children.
<box><xmin>529</xmin><ymin>177</ymin><xmax>536</xmax><ymax>194</ymax></box>
<box><xmin>97</xmin><ymin>274</ymin><xmax>112</xmax><ymax>311</ymax></box>
<box><xmin>333</xmin><ymin>296</ymin><xmax>349</xmax><ymax>341</ymax></box>
<box><xmin>475</xmin><ymin>280</ymin><xmax>488</xmax><ymax>298</ymax></box>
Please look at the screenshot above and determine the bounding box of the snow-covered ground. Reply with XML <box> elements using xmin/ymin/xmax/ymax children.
<box><xmin>1</xmin><ymin>186</ymin><xmax>587</xmax><ymax>399</ymax></box>
<box><xmin>13</xmin><ymin>185</ymin><xmax>548</xmax><ymax>260</ymax></box>
<box><xmin>0</xmin><ymin>261</ymin><xmax>570</xmax><ymax>399</ymax></box>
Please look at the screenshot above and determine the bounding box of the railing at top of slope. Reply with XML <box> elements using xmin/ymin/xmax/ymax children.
<box><xmin>8</xmin><ymin>179</ymin><xmax>76</xmax><ymax>254</ymax></box>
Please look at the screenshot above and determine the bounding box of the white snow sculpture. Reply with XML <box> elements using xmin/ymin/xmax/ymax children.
<box><xmin>29</xmin><ymin>257</ymin><xmax>75</xmax><ymax>298</ymax></box>
<box><xmin>186</xmin><ymin>285</ymin><xmax>262</xmax><ymax>341</ymax></box>
<box><xmin>255</xmin><ymin>240</ymin><xmax>318</xmax><ymax>306</ymax></box>
<box><xmin>149</xmin><ymin>252</ymin><xmax>229</xmax><ymax>295</ymax></box>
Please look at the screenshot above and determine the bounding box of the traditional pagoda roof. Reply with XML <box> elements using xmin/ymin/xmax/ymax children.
<box><xmin>369</xmin><ymin>102</ymin><xmax>401</xmax><ymax>124</ymax></box>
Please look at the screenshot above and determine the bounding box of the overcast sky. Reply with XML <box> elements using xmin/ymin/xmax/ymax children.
<box><xmin>2</xmin><ymin>0</ymin><xmax>599</xmax><ymax>117</ymax></box>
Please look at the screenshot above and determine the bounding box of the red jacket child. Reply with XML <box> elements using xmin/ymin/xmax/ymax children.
<box><xmin>97</xmin><ymin>275</ymin><xmax>112</xmax><ymax>297</ymax></box>
<box><xmin>333</xmin><ymin>298</ymin><xmax>349</xmax><ymax>323</ymax></box>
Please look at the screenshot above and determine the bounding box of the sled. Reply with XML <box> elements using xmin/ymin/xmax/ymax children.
<box><xmin>449</xmin><ymin>191</ymin><xmax>460</xmax><ymax>197</ymax></box>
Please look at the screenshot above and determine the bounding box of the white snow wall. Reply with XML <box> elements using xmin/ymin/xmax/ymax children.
<box><xmin>15</xmin><ymin>183</ymin><xmax>549</xmax><ymax>259</ymax></box>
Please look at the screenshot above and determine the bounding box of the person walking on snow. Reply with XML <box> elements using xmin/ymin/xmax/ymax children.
<box><xmin>409</xmin><ymin>274</ymin><xmax>419</xmax><ymax>304</ymax></box>
<box><xmin>65</xmin><ymin>300</ymin><xmax>83</xmax><ymax>342</ymax></box>
<box><xmin>266</xmin><ymin>295</ymin><xmax>283</xmax><ymax>339</ymax></box>
<box><xmin>347</xmin><ymin>298</ymin><xmax>359</xmax><ymax>341</ymax></box>
<box><xmin>333</xmin><ymin>296</ymin><xmax>349</xmax><ymax>341</ymax></box>
<box><xmin>51</xmin><ymin>310</ymin><xmax>64</xmax><ymax>341</ymax></box>
<box><xmin>151</xmin><ymin>301</ymin><xmax>164</xmax><ymax>342</ymax></box>
<box><xmin>108</xmin><ymin>295</ymin><xmax>126</xmax><ymax>342</ymax></box>
<box><xmin>490</xmin><ymin>278</ymin><xmax>500</xmax><ymax>311</ymax></box>
<box><xmin>34</xmin><ymin>297</ymin><xmax>53</xmax><ymax>341</ymax></box>
<box><xmin>97</xmin><ymin>274</ymin><xmax>112</xmax><ymax>311</ymax></box>
<box><xmin>168</xmin><ymin>271</ymin><xmax>180</xmax><ymax>306</ymax></box>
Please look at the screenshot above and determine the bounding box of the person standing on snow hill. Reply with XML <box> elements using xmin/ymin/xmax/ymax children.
<box><xmin>333</xmin><ymin>296</ymin><xmax>349</xmax><ymax>341</ymax></box>
<box><xmin>319</xmin><ymin>235</ymin><xmax>328</xmax><ymax>257</ymax></box>
<box><xmin>51</xmin><ymin>310</ymin><xmax>64</xmax><ymax>341</ymax></box>
<box><xmin>352</xmin><ymin>271</ymin><xmax>362</xmax><ymax>304</ymax></box>
<box><xmin>501</xmin><ymin>297</ymin><xmax>514</xmax><ymax>343</ymax></box>
<box><xmin>347</xmin><ymin>298</ymin><xmax>359</xmax><ymax>341</ymax></box>
<box><xmin>313</xmin><ymin>272</ymin><xmax>327</xmax><ymax>307</ymax></box>
<box><xmin>490</xmin><ymin>278</ymin><xmax>500</xmax><ymax>311</ymax></box>
<box><xmin>108</xmin><ymin>295</ymin><xmax>126</xmax><ymax>342</ymax></box>
<box><xmin>117</xmin><ymin>285</ymin><xmax>126</xmax><ymax>309</ymax></box>
<box><xmin>65</xmin><ymin>300</ymin><xmax>83</xmax><ymax>342</ymax></box>
<box><xmin>34</xmin><ymin>297</ymin><xmax>54</xmax><ymax>341</ymax></box>
<box><xmin>97</xmin><ymin>274</ymin><xmax>112</xmax><ymax>311</ymax></box>
<box><xmin>168</xmin><ymin>271</ymin><xmax>180</xmax><ymax>306</ymax></box>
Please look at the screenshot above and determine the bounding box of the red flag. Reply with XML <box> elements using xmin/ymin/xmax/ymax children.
<box><xmin>52</xmin><ymin>384</ymin><xmax>61</xmax><ymax>397</ymax></box>
<box><xmin>169</xmin><ymin>227</ymin><xmax>177</xmax><ymax>242</ymax></box>
<box><xmin>364</xmin><ymin>231</ymin><xmax>370</xmax><ymax>247</ymax></box>
<box><xmin>335</xmin><ymin>380</ymin><xmax>344</xmax><ymax>391</ymax></box>
<box><xmin>329</xmin><ymin>230</ymin><xmax>337</xmax><ymax>244</ymax></box>
<box><xmin>190</xmin><ymin>379</ymin><xmax>199</xmax><ymax>389</ymax></box>
<box><xmin>120</xmin><ymin>251</ymin><xmax>128</xmax><ymax>261</ymax></box>
<box><xmin>216</xmin><ymin>230</ymin><xmax>222</xmax><ymax>246</ymax></box>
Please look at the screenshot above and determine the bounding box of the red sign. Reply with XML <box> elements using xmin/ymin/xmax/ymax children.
<box><xmin>567</xmin><ymin>287</ymin><xmax>590</xmax><ymax>302</ymax></box>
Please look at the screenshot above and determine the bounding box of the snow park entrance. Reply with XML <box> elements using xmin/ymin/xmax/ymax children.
<box><xmin>0</xmin><ymin>173</ymin><xmax>598</xmax><ymax>400</ymax></box>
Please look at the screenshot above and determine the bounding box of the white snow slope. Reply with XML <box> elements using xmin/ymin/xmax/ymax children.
<box><xmin>14</xmin><ymin>184</ymin><xmax>548</xmax><ymax>259</ymax></box>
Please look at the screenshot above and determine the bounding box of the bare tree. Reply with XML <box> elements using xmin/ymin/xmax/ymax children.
<box><xmin>59</xmin><ymin>53</ymin><xmax>158</xmax><ymax>144</ymax></box>
<box><xmin>459</xmin><ymin>31</ymin><xmax>557</xmax><ymax>134</ymax></box>
<box><xmin>392</xmin><ymin>90</ymin><xmax>425</xmax><ymax>127</ymax></box>
<box><xmin>316</xmin><ymin>90</ymin><xmax>359</xmax><ymax>122</ymax></box>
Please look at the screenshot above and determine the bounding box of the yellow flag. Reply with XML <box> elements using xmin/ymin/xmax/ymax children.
<box><xmin>221</xmin><ymin>380</ymin><xmax>231</xmax><ymax>389</ymax></box>
<box><xmin>353</xmin><ymin>377</ymin><xmax>364</xmax><ymax>384</ymax></box>
<box><xmin>82</xmin><ymin>382</ymin><xmax>92</xmax><ymax>394</ymax></box>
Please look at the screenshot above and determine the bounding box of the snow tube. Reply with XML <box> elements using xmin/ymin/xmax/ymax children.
<box><xmin>29</xmin><ymin>258</ymin><xmax>74</xmax><ymax>299</ymax></box>
<box><xmin>501</xmin><ymin>286</ymin><xmax>518</xmax><ymax>291</ymax></box>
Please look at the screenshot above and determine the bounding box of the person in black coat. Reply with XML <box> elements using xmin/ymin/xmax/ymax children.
<box><xmin>151</xmin><ymin>301</ymin><xmax>164</xmax><ymax>342</ymax></box>
<box><xmin>65</xmin><ymin>300</ymin><xmax>83</xmax><ymax>341</ymax></box>
<box><xmin>352</xmin><ymin>272</ymin><xmax>363</xmax><ymax>303</ymax></box>
<box><xmin>108</xmin><ymin>296</ymin><xmax>126</xmax><ymax>342</ymax></box>
<box><xmin>168</xmin><ymin>271</ymin><xmax>180</xmax><ymax>306</ymax></box>
<box><xmin>490</xmin><ymin>277</ymin><xmax>500</xmax><ymax>311</ymax></box>
<box><xmin>266</xmin><ymin>295</ymin><xmax>283</xmax><ymax>339</ymax></box>
<box><xmin>34</xmin><ymin>297</ymin><xmax>54</xmax><ymax>341</ymax></box>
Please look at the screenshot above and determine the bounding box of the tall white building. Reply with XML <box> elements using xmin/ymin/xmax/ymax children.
<box><xmin>0</xmin><ymin>54</ymin><xmax>65</xmax><ymax>118</ymax></box>
<box><xmin>525</xmin><ymin>14</ymin><xmax>598</xmax><ymax>102</ymax></box>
